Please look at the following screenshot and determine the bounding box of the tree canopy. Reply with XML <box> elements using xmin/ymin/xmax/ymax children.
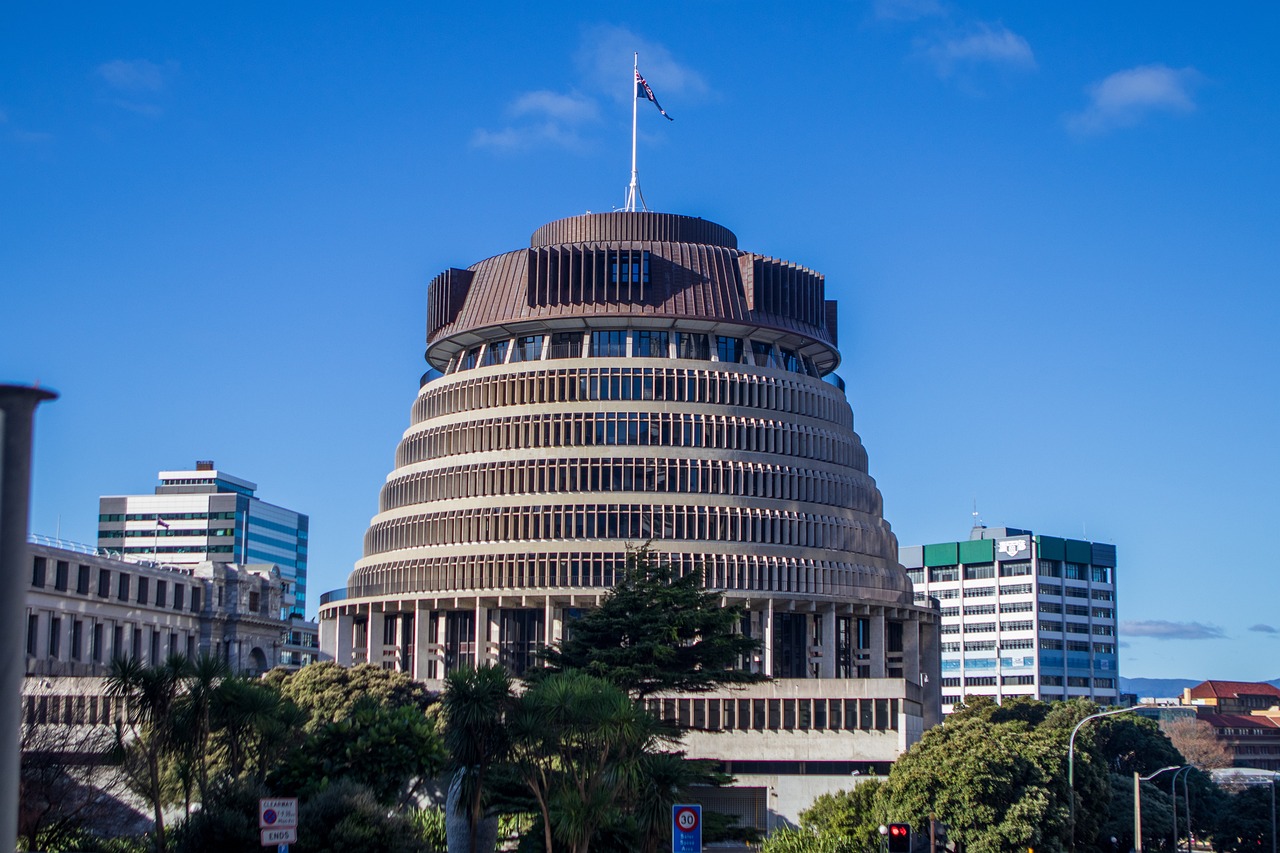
<box><xmin>538</xmin><ymin>545</ymin><xmax>764</xmax><ymax>699</ymax></box>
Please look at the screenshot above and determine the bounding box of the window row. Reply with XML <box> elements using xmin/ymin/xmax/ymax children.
<box><xmin>365</xmin><ymin>502</ymin><xmax>890</xmax><ymax>559</ymax></box>
<box><xmin>23</xmin><ymin>693</ymin><xmax>121</xmax><ymax>727</ymax></box>
<box><xmin>99</xmin><ymin>511</ymin><xmax>238</xmax><ymax>522</ymax></box>
<box><xmin>26</xmin><ymin>609</ymin><xmax>198</xmax><ymax>668</ymax></box>
<box><xmin>445</xmin><ymin>331</ymin><xmax>822</xmax><ymax>379</ymax></box>
<box><xmin>343</xmin><ymin>550</ymin><xmax>901</xmax><ymax>601</ymax></box>
<box><xmin>420</xmin><ymin>365</ymin><xmax>848</xmax><ymax>428</ymax></box>
<box><xmin>641</xmin><ymin>696</ymin><xmax>899</xmax><ymax>734</ymax></box>
<box><xmin>380</xmin><ymin>456</ymin><xmax>878</xmax><ymax>514</ymax></box>
<box><xmin>30</xmin><ymin>556</ymin><xmax>202</xmax><ymax>613</ymax></box>
<box><xmin>100</xmin><ymin>527</ymin><xmax>236</xmax><ymax>539</ymax></box>
<box><xmin>397</xmin><ymin>411</ymin><xmax>864</xmax><ymax>469</ymax></box>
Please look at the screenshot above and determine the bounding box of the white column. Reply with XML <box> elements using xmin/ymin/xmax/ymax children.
<box><xmin>820</xmin><ymin>604</ymin><xmax>837</xmax><ymax>678</ymax></box>
<box><xmin>869</xmin><ymin>609</ymin><xmax>886</xmax><ymax>678</ymax></box>
<box><xmin>763</xmin><ymin>599</ymin><xmax>775</xmax><ymax>677</ymax></box>
<box><xmin>366</xmin><ymin>609</ymin><xmax>385</xmax><ymax>668</ymax></box>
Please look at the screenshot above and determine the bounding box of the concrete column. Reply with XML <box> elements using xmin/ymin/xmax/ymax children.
<box><xmin>820</xmin><ymin>604</ymin><xmax>837</xmax><ymax>679</ymax></box>
<box><xmin>474</xmin><ymin>602</ymin><xmax>489</xmax><ymax>667</ymax></box>
<box><xmin>869</xmin><ymin>608</ymin><xmax>886</xmax><ymax>678</ymax></box>
<box><xmin>412</xmin><ymin>605</ymin><xmax>430</xmax><ymax>681</ymax></box>
<box><xmin>435</xmin><ymin>610</ymin><xmax>448</xmax><ymax>677</ymax></box>
<box><xmin>903</xmin><ymin>616</ymin><xmax>921</xmax><ymax>684</ymax></box>
<box><xmin>918</xmin><ymin>615</ymin><xmax>942</xmax><ymax>727</ymax></box>
<box><xmin>544</xmin><ymin>597</ymin><xmax>555</xmax><ymax>648</ymax></box>
<box><xmin>366</xmin><ymin>609</ymin><xmax>386</xmax><ymax>668</ymax></box>
<box><xmin>335</xmin><ymin>611</ymin><xmax>354</xmax><ymax>665</ymax></box>
<box><xmin>763</xmin><ymin>599</ymin><xmax>775</xmax><ymax>677</ymax></box>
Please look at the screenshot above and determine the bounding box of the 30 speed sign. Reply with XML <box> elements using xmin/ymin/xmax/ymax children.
<box><xmin>672</xmin><ymin>804</ymin><xmax>701</xmax><ymax>852</ymax></box>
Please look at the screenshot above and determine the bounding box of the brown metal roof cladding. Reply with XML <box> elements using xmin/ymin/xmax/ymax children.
<box><xmin>1197</xmin><ymin>712</ymin><xmax>1280</xmax><ymax>729</ymax></box>
<box><xmin>1189</xmin><ymin>680</ymin><xmax>1280</xmax><ymax>700</ymax></box>
<box><xmin>424</xmin><ymin>211</ymin><xmax>842</xmax><ymax>372</ymax></box>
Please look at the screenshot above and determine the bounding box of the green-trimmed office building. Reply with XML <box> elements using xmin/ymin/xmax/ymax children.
<box><xmin>900</xmin><ymin>526</ymin><xmax>1118</xmax><ymax>713</ymax></box>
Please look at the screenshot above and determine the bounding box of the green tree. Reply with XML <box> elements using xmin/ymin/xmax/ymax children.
<box><xmin>441</xmin><ymin>664</ymin><xmax>515</xmax><ymax>853</ymax></box>
<box><xmin>270</xmin><ymin>696</ymin><xmax>445</xmax><ymax>807</ymax></box>
<box><xmin>212</xmin><ymin>676</ymin><xmax>306</xmax><ymax>784</ymax></box>
<box><xmin>798</xmin><ymin>780</ymin><xmax>886</xmax><ymax>853</ymax></box>
<box><xmin>106</xmin><ymin>654</ymin><xmax>190</xmax><ymax>853</ymax></box>
<box><xmin>538</xmin><ymin>545</ymin><xmax>764</xmax><ymax>699</ymax></box>
<box><xmin>879</xmin><ymin>696</ymin><xmax>1102</xmax><ymax>853</ymax></box>
<box><xmin>761</xmin><ymin>826</ymin><xmax>857</xmax><ymax>853</ymax></box>
<box><xmin>1096</xmin><ymin>773</ymin><xmax>1175</xmax><ymax>853</ymax></box>
<box><xmin>267</xmin><ymin>661</ymin><xmax>434</xmax><ymax>730</ymax></box>
<box><xmin>1212</xmin><ymin>782</ymin><xmax>1279</xmax><ymax>853</ymax></box>
<box><xmin>294</xmin><ymin>778</ymin><xmax>430</xmax><ymax>853</ymax></box>
<box><xmin>507</xmin><ymin>671</ymin><xmax>675</xmax><ymax>853</ymax></box>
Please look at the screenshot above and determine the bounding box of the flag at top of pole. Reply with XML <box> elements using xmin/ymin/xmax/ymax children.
<box><xmin>636</xmin><ymin>70</ymin><xmax>673</xmax><ymax>121</ymax></box>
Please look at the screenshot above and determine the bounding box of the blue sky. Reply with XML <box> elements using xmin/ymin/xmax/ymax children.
<box><xmin>3</xmin><ymin>2</ymin><xmax>1277</xmax><ymax>680</ymax></box>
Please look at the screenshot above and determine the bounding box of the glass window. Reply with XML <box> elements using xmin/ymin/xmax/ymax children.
<box><xmin>634</xmin><ymin>330</ymin><xmax>669</xmax><ymax>358</ymax></box>
<box><xmin>590</xmin><ymin>330</ymin><xmax>627</xmax><ymax>358</ymax></box>
<box><xmin>511</xmin><ymin>335</ymin><xmax>544</xmax><ymax>363</ymax></box>
<box><xmin>459</xmin><ymin>347</ymin><xmax>481</xmax><ymax>371</ymax></box>
<box><xmin>549</xmin><ymin>332</ymin><xmax>582</xmax><ymax>359</ymax></box>
<box><xmin>676</xmin><ymin>333</ymin><xmax>710</xmax><ymax>360</ymax></box>
<box><xmin>482</xmin><ymin>340</ymin><xmax>509</xmax><ymax>366</ymax></box>
<box><xmin>716</xmin><ymin>336</ymin><xmax>744</xmax><ymax>364</ymax></box>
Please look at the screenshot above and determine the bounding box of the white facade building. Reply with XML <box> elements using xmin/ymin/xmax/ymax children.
<box><xmin>900</xmin><ymin>526</ymin><xmax>1119</xmax><ymax>714</ymax></box>
<box><xmin>97</xmin><ymin>461</ymin><xmax>310</xmax><ymax>617</ymax></box>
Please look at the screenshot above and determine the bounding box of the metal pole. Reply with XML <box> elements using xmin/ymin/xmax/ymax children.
<box><xmin>0</xmin><ymin>383</ymin><xmax>58</xmax><ymax>850</ymax></box>
<box><xmin>1270</xmin><ymin>779</ymin><xmax>1275</xmax><ymax>853</ymax></box>
<box><xmin>1170</xmin><ymin>769</ymin><xmax>1180</xmax><ymax>852</ymax></box>
<box><xmin>1182</xmin><ymin>771</ymin><xmax>1192</xmax><ymax>852</ymax></box>
<box><xmin>1069</xmin><ymin>707</ymin><xmax>1135</xmax><ymax>853</ymax></box>
<box><xmin>1133</xmin><ymin>772</ymin><xmax>1142</xmax><ymax>853</ymax></box>
<box><xmin>625</xmin><ymin>52</ymin><xmax>639</xmax><ymax>212</ymax></box>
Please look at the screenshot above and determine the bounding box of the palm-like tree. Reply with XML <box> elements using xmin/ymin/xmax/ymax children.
<box><xmin>508</xmin><ymin>671</ymin><xmax>673</xmax><ymax>853</ymax></box>
<box><xmin>106</xmin><ymin>654</ymin><xmax>190</xmax><ymax>853</ymax></box>
<box><xmin>441</xmin><ymin>664</ymin><xmax>514</xmax><ymax>853</ymax></box>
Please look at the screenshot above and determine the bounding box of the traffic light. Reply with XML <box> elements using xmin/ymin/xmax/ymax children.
<box><xmin>888</xmin><ymin>823</ymin><xmax>911</xmax><ymax>853</ymax></box>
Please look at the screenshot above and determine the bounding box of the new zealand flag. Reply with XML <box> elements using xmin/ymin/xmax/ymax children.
<box><xmin>636</xmin><ymin>71</ymin><xmax>674</xmax><ymax>121</ymax></box>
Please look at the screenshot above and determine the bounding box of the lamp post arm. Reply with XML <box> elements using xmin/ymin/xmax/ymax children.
<box><xmin>1068</xmin><ymin>706</ymin><xmax>1136</xmax><ymax>853</ymax></box>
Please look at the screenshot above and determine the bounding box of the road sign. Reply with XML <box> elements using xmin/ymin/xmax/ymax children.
<box><xmin>259</xmin><ymin>797</ymin><xmax>298</xmax><ymax>828</ymax></box>
<box><xmin>261</xmin><ymin>827</ymin><xmax>297</xmax><ymax>845</ymax></box>
<box><xmin>673</xmin><ymin>804</ymin><xmax>701</xmax><ymax>852</ymax></box>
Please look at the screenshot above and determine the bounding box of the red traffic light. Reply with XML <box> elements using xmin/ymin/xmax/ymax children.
<box><xmin>888</xmin><ymin>823</ymin><xmax>911</xmax><ymax>853</ymax></box>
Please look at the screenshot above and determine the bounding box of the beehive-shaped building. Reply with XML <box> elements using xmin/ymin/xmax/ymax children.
<box><xmin>318</xmin><ymin>211</ymin><xmax>940</xmax><ymax>826</ymax></box>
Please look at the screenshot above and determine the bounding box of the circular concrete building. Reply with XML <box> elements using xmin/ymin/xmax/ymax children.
<box><xmin>319</xmin><ymin>211</ymin><xmax>940</xmax><ymax>826</ymax></box>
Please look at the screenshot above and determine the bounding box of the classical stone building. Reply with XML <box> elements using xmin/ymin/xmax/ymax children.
<box><xmin>317</xmin><ymin>211</ymin><xmax>941</xmax><ymax>828</ymax></box>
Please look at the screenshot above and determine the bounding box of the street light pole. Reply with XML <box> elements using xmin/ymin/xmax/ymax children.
<box><xmin>1134</xmin><ymin>766</ymin><xmax>1181</xmax><ymax>853</ymax></box>
<box><xmin>1171</xmin><ymin>766</ymin><xmax>1193</xmax><ymax>851</ymax></box>
<box><xmin>1069</xmin><ymin>706</ymin><xmax>1136</xmax><ymax>852</ymax></box>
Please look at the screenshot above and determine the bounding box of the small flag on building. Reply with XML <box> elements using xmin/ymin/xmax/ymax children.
<box><xmin>636</xmin><ymin>70</ymin><xmax>673</xmax><ymax>121</ymax></box>
<box><xmin>156</xmin><ymin>518</ymin><xmax>170</xmax><ymax>529</ymax></box>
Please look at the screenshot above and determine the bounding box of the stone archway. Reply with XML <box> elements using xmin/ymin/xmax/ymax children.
<box><xmin>248</xmin><ymin>646</ymin><xmax>268</xmax><ymax>675</ymax></box>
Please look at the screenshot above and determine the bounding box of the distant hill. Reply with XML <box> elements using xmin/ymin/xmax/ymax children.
<box><xmin>1120</xmin><ymin>676</ymin><xmax>1280</xmax><ymax>698</ymax></box>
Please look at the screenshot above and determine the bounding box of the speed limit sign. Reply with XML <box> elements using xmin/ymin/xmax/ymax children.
<box><xmin>672</xmin><ymin>804</ymin><xmax>701</xmax><ymax>852</ymax></box>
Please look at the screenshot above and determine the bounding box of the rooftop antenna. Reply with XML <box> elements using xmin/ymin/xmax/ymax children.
<box><xmin>971</xmin><ymin>499</ymin><xmax>985</xmax><ymax>531</ymax></box>
<box><xmin>623</xmin><ymin>53</ymin><xmax>647</xmax><ymax>212</ymax></box>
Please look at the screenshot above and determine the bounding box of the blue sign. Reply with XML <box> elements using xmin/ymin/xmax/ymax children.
<box><xmin>672</xmin><ymin>804</ymin><xmax>701</xmax><ymax>852</ymax></box>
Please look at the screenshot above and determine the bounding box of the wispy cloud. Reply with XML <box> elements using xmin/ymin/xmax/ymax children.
<box><xmin>576</xmin><ymin>24</ymin><xmax>709</xmax><ymax>104</ymax></box>
<box><xmin>1066</xmin><ymin>64</ymin><xmax>1200</xmax><ymax>135</ymax></box>
<box><xmin>95</xmin><ymin>59</ymin><xmax>175</xmax><ymax>92</ymax></box>
<box><xmin>918</xmin><ymin>23</ymin><xmax>1036</xmax><ymax>79</ymax></box>
<box><xmin>1249</xmin><ymin>623</ymin><xmax>1278</xmax><ymax>634</ymax></box>
<box><xmin>873</xmin><ymin>0</ymin><xmax>946</xmax><ymax>22</ymax></box>
<box><xmin>1122</xmin><ymin>620</ymin><xmax>1225</xmax><ymax>640</ymax></box>
<box><xmin>473</xmin><ymin>25</ymin><xmax>703</xmax><ymax>153</ymax></box>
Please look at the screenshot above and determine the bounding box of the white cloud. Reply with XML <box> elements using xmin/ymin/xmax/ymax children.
<box><xmin>1121</xmin><ymin>620</ymin><xmax>1225</xmax><ymax>640</ymax></box>
<box><xmin>95</xmin><ymin>59</ymin><xmax>176</xmax><ymax>92</ymax></box>
<box><xmin>1067</xmin><ymin>64</ymin><xmax>1200</xmax><ymax>135</ymax></box>
<box><xmin>473</xmin><ymin>27</ymin><xmax>700</xmax><ymax>152</ymax></box>
<box><xmin>919</xmin><ymin>23</ymin><xmax>1036</xmax><ymax>78</ymax></box>
<box><xmin>1249</xmin><ymin>623</ymin><xmax>1278</xmax><ymax>634</ymax></box>
<box><xmin>873</xmin><ymin>0</ymin><xmax>946</xmax><ymax>22</ymax></box>
<box><xmin>508</xmin><ymin>90</ymin><xmax>599</xmax><ymax>123</ymax></box>
<box><xmin>576</xmin><ymin>24</ymin><xmax>709</xmax><ymax>103</ymax></box>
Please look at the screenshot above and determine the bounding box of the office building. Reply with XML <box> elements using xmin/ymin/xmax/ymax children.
<box><xmin>901</xmin><ymin>526</ymin><xmax>1119</xmax><ymax>713</ymax></box>
<box><xmin>97</xmin><ymin>461</ymin><xmax>309</xmax><ymax>617</ymax></box>
<box><xmin>318</xmin><ymin>210</ymin><xmax>941</xmax><ymax>827</ymax></box>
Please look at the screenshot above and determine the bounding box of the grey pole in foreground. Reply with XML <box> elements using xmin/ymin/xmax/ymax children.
<box><xmin>0</xmin><ymin>384</ymin><xmax>58</xmax><ymax>850</ymax></box>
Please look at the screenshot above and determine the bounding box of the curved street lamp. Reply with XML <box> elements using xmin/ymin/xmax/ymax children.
<box><xmin>1135</xmin><ymin>766</ymin><xmax>1183</xmax><ymax>853</ymax></box>
<box><xmin>1068</xmin><ymin>706</ymin><xmax>1136</xmax><ymax>852</ymax></box>
<box><xmin>1171</xmin><ymin>765</ymin><xmax>1195</xmax><ymax>853</ymax></box>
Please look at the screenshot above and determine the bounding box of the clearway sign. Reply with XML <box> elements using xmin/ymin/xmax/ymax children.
<box><xmin>259</xmin><ymin>797</ymin><xmax>298</xmax><ymax>829</ymax></box>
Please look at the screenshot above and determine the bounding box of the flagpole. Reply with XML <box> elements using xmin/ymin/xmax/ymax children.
<box><xmin>626</xmin><ymin>52</ymin><xmax>640</xmax><ymax>212</ymax></box>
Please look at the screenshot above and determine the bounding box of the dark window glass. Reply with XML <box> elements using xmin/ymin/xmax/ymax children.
<box><xmin>634</xmin><ymin>330</ymin><xmax>669</xmax><ymax>358</ymax></box>
<box><xmin>716</xmin><ymin>336</ymin><xmax>743</xmax><ymax>364</ymax></box>
<box><xmin>550</xmin><ymin>332</ymin><xmax>582</xmax><ymax>359</ymax></box>
<box><xmin>591</xmin><ymin>330</ymin><xmax>627</xmax><ymax>358</ymax></box>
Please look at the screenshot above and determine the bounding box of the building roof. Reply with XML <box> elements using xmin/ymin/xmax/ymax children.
<box><xmin>1189</xmin><ymin>680</ymin><xmax>1280</xmax><ymax>701</ymax></box>
<box><xmin>1198</xmin><ymin>712</ymin><xmax>1280</xmax><ymax>731</ymax></box>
